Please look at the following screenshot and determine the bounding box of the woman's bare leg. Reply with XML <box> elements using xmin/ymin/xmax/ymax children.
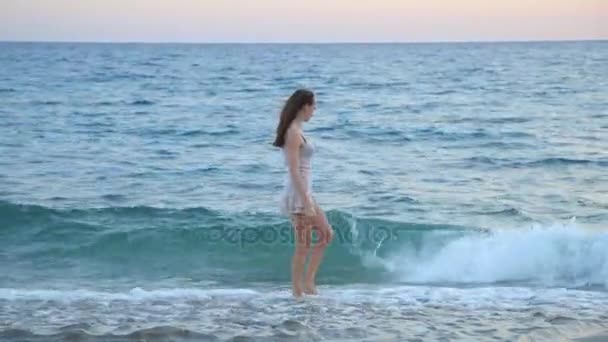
<box><xmin>304</xmin><ymin>204</ymin><xmax>333</xmax><ymax>295</ymax></box>
<box><xmin>291</xmin><ymin>214</ymin><xmax>311</xmax><ymax>297</ymax></box>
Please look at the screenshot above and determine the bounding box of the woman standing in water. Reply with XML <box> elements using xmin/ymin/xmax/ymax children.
<box><xmin>273</xmin><ymin>89</ymin><xmax>334</xmax><ymax>298</ymax></box>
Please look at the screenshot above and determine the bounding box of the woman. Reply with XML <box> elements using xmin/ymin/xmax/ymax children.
<box><xmin>273</xmin><ymin>89</ymin><xmax>334</xmax><ymax>298</ymax></box>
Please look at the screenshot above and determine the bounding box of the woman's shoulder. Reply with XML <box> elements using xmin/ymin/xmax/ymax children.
<box><xmin>285</xmin><ymin>126</ymin><xmax>303</xmax><ymax>141</ymax></box>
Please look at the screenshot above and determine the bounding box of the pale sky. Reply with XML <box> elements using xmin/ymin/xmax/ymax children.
<box><xmin>1</xmin><ymin>0</ymin><xmax>606</xmax><ymax>43</ymax></box>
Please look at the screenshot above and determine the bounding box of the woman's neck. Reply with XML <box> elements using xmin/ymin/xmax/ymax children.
<box><xmin>292</xmin><ymin>119</ymin><xmax>304</xmax><ymax>130</ymax></box>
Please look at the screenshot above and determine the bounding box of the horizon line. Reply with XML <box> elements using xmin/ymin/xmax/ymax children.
<box><xmin>1</xmin><ymin>38</ymin><xmax>607</xmax><ymax>45</ymax></box>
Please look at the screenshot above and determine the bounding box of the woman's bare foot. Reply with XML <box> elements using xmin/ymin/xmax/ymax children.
<box><xmin>293</xmin><ymin>285</ymin><xmax>304</xmax><ymax>298</ymax></box>
<box><xmin>303</xmin><ymin>281</ymin><xmax>317</xmax><ymax>295</ymax></box>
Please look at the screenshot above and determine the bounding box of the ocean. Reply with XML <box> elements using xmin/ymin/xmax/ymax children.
<box><xmin>0</xmin><ymin>41</ymin><xmax>607</xmax><ymax>341</ymax></box>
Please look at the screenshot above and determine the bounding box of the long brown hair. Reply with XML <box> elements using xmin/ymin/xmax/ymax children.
<box><xmin>272</xmin><ymin>89</ymin><xmax>315</xmax><ymax>148</ymax></box>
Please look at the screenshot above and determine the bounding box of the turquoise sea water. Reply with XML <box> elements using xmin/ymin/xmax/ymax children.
<box><xmin>1</xmin><ymin>41</ymin><xmax>607</xmax><ymax>341</ymax></box>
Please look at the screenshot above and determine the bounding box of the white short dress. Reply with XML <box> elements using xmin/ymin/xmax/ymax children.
<box><xmin>280</xmin><ymin>135</ymin><xmax>314</xmax><ymax>216</ymax></box>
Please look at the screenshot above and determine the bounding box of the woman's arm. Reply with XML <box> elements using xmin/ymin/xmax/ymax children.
<box><xmin>284</xmin><ymin>127</ymin><xmax>314</xmax><ymax>214</ymax></box>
